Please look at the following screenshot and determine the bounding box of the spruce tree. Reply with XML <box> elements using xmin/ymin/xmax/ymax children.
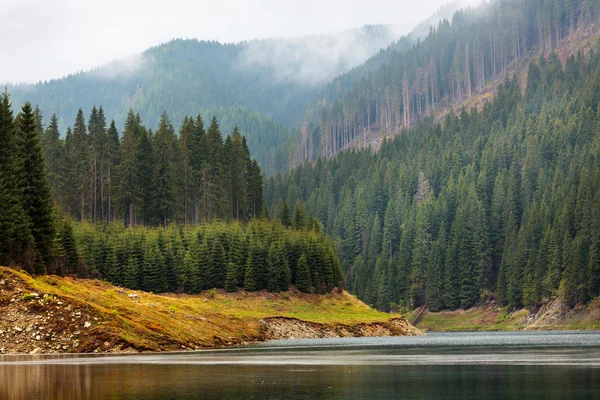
<box><xmin>295</xmin><ymin>254</ymin><xmax>312</xmax><ymax>293</ymax></box>
<box><xmin>225</xmin><ymin>262</ymin><xmax>238</xmax><ymax>292</ymax></box>
<box><xmin>17</xmin><ymin>102</ymin><xmax>57</xmax><ymax>271</ymax></box>
<box><xmin>266</xmin><ymin>244</ymin><xmax>283</xmax><ymax>292</ymax></box>
<box><xmin>0</xmin><ymin>92</ymin><xmax>32</xmax><ymax>265</ymax></box>
<box><xmin>278</xmin><ymin>201</ymin><xmax>292</xmax><ymax>227</ymax></box>
<box><xmin>153</xmin><ymin>112</ymin><xmax>176</xmax><ymax>227</ymax></box>
<box><xmin>244</xmin><ymin>251</ymin><xmax>259</xmax><ymax>292</ymax></box>
<box><xmin>293</xmin><ymin>199</ymin><xmax>305</xmax><ymax>230</ymax></box>
<box><xmin>115</xmin><ymin>110</ymin><xmax>141</xmax><ymax>227</ymax></box>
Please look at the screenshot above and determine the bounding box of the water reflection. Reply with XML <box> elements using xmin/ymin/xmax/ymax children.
<box><xmin>1</xmin><ymin>332</ymin><xmax>600</xmax><ymax>399</ymax></box>
<box><xmin>2</xmin><ymin>363</ymin><xmax>600</xmax><ymax>399</ymax></box>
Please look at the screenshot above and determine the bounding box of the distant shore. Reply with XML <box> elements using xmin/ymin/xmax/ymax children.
<box><xmin>408</xmin><ymin>299</ymin><xmax>600</xmax><ymax>332</ymax></box>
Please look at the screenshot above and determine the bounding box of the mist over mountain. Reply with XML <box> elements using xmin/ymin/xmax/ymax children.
<box><xmin>6</xmin><ymin>3</ymin><xmax>463</xmax><ymax>174</ymax></box>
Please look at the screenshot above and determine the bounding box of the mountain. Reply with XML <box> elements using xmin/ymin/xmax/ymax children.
<box><xmin>267</xmin><ymin>0</ymin><xmax>600</xmax><ymax>312</ymax></box>
<box><xmin>7</xmin><ymin>26</ymin><xmax>418</xmax><ymax>174</ymax></box>
<box><xmin>294</xmin><ymin>0</ymin><xmax>600</xmax><ymax>163</ymax></box>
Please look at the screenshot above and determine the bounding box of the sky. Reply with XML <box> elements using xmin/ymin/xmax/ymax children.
<box><xmin>0</xmin><ymin>0</ymin><xmax>480</xmax><ymax>83</ymax></box>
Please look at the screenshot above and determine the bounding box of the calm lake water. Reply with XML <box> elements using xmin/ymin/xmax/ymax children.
<box><xmin>1</xmin><ymin>331</ymin><xmax>600</xmax><ymax>399</ymax></box>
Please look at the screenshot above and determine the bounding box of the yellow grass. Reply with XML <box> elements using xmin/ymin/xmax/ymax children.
<box><xmin>1</xmin><ymin>267</ymin><xmax>393</xmax><ymax>351</ymax></box>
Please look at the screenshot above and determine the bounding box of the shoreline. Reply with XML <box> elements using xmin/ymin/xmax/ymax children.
<box><xmin>409</xmin><ymin>299</ymin><xmax>600</xmax><ymax>332</ymax></box>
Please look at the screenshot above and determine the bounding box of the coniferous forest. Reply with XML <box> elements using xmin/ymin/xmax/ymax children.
<box><xmin>267</xmin><ymin>50</ymin><xmax>600</xmax><ymax>311</ymax></box>
<box><xmin>0</xmin><ymin>92</ymin><xmax>342</xmax><ymax>294</ymax></box>
<box><xmin>298</xmin><ymin>0</ymin><xmax>600</xmax><ymax>162</ymax></box>
<box><xmin>3</xmin><ymin>0</ymin><xmax>600</xmax><ymax>313</ymax></box>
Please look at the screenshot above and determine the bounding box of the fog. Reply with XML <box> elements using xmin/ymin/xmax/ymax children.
<box><xmin>0</xmin><ymin>0</ymin><xmax>483</xmax><ymax>83</ymax></box>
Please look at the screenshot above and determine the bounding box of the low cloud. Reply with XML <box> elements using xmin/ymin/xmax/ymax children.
<box><xmin>235</xmin><ymin>25</ymin><xmax>408</xmax><ymax>86</ymax></box>
<box><xmin>234</xmin><ymin>2</ymin><xmax>465</xmax><ymax>86</ymax></box>
<box><xmin>90</xmin><ymin>53</ymin><xmax>149</xmax><ymax>80</ymax></box>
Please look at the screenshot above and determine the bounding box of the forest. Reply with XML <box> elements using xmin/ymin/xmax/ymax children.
<box><xmin>267</xmin><ymin>48</ymin><xmax>600</xmax><ymax>311</ymax></box>
<box><xmin>74</xmin><ymin>220</ymin><xmax>342</xmax><ymax>295</ymax></box>
<box><xmin>41</xmin><ymin>107</ymin><xmax>263</xmax><ymax>227</ymax></box>
<box><xmin>3</xmin><ymin>0</ymin><xmax>600</xmax><ymax>311</ymax></box>
<box><xmin>299</xmin><ymin>0</ymin><xmax>600</xmax><ymax>162</ymax></box>
<box><xmin>0</xmin><ymin>92</ymin><xmax>344</xmax><ymax>295</ymax></box>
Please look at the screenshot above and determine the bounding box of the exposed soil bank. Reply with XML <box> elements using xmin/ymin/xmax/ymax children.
<box><xmin>261</xmin><ymin>317</ymin><xmax>422</xmax><ymax>340</ymax></box>
<box><xmin>0</xmin><ymin>267</ymin><xmax>420</xmax><ymax>354</ymax></box>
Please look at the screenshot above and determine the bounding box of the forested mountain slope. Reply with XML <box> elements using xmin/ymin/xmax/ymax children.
<box><xmin>296</xmin><ymin>0</ymin><xmax>600</xmax><ymax>163</ymax></box>
<box><xmin>7</xmin><ymin>27</ymin><xmax>415</xmax><ymax>174</ymax></box>
<box><xmin>266</xmin><ymin>46</ymin><xmax>600</xmax><ymax>312</ymax></box>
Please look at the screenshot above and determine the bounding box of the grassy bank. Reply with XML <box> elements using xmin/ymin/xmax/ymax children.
<box><xmin>408</xmin><ymin>300</ymin><xmax>600</xmax><ymax>332</ymax></box>
<box><xmin>0</xmin><ymin>267</ymin><xmax>405</xmax><ymax>353</ymax></box>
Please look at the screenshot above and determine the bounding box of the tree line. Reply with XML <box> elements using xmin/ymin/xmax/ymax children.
<box><xmin>41</xmin><ymin>107</ymin><xmax>263</xmax><ymax>227</ymax></box>
<box><xmin>267</xmin><ymin>49</ymin><xmax>600</xmax><ymax>311</ymax></box>
<box><xmin>74</xmin><ymin>220</ymin><xmax>343</xmax><ymax>294</ymax></box>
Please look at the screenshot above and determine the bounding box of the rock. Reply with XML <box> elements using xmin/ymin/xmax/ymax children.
<box><xmin>84</xmin><ymin>321</ymin><xmax>91</xmax><ymax>329</ymax></box>
<box><xmin>128</xmin><ymin>293</ymin><xmax>139</xmax><ymax>299</ymax></box>
<box><xmin>14</xmin><ymin>326</ymin><xmax>22</xmax><ymax>332</ymax></box>
<box><xmin>57</xmin><ymin>301</ymin><xmax>63</xmax><ymax>305</ymax></box>
<box><xmin>30</xmin><ymin>293</ymin><xmax>40</xmax><ymax>298</ymax></box>
<box><xmin>35</xmin><ymin>335</ymin><xmax>41</xmax><ymax>341</ymax></box>
<box><xmin>30</xmin><ymin>348</ymin><xmax>42</xmax><ymax>355</ymax></box>
<box><xmin>103</xmin><ymin>342</ymin><xmax>110</xmax><ymax>348</ymax></box>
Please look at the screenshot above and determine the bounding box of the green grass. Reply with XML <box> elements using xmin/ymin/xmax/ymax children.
<box><xmin>413</xmin><ymin>301</ymin><xmax>600</xmax><ymax>332</ymax></box>
<box><xmin>412</xmin><ymin>307</ymin><xmax>529</xmax><ymax>332</ymax></box>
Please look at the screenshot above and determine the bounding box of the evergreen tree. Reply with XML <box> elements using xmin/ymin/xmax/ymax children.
<box><xmin>293</xmin><ymin>199</ymin><xmax>305</xmax><ymax>230</ymax></box>
<box><xmin>17</xmin><ymin>102</ymin><xmax>57</xmax><ymax>272</ymax></box>
<box><xmin>295</xmin><ymin>254</ymin><xmax>312</xmax><ymax>293</ymax></box>
<box><xmin>225</xmin><ymin>262</ymin><xmax>238</xmax><ymax>292</ymax></box>
<box><xmin>0</xmin><ymin>91</ymin><xmax>32</xmax><ymax>265</ymax></box>
<box><xmin>278</xmin><ymin>201</ymin><xmax>292</xmax><ymax>227</ymax></box>
<box><xmin>153</xmin><ymin>112</ymin><xmax>176</xmax><ymax>227</ymax></box>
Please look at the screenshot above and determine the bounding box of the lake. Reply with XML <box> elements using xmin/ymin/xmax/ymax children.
<box><xmin>1</xmin><ymin>331</ymin><xmax>599</xmax><ymax>399</ymax></box>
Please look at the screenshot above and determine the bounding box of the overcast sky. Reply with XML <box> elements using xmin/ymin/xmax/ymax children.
<box><xmin>1</xmin><ymin>0</ymin><xmax>479</xmax><ymax>83</ymax></box>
